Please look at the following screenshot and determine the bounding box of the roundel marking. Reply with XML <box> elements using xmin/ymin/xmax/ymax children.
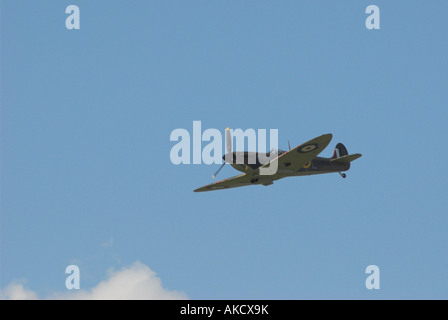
<box><xmin>298</xmin><ymin>143</ymin><xmax>318</xmax><ymax>153</ymax></box>
<box><xmin>303</xmin><ymin>161</ymin><xmax>311</xmax><ymax>169</ymax></box>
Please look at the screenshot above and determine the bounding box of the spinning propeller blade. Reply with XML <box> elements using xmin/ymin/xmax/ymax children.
<box><xmin>226</xmin><ymin>127</ymin><xmax>232</xmax><ymax>154</ymax></box>
<box><xmin>212</xmin><ymin>162</ymin><xmax>226</xmax><ymax>179</ymax></box>
<box><xmin>213</xmin><ymin>127</ymin><xmax>232</xmax><ymax>179</ymax></box>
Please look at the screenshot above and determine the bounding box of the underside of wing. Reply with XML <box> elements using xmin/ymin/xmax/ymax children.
<box><xmin>194</xmin><ymin>173</ymin><xmax>253</xmax><ymax>192</ymax></box>
<box><xmin>260</xmin><ymin>133</ymin><xmax>333</xmax><ymax>173</ymax></box>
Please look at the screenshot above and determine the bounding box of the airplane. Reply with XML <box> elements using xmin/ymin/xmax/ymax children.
<box><xmin>194</xmin><ymin>129</ymin><xmax>361</xmax><ymax>192</ymax></box>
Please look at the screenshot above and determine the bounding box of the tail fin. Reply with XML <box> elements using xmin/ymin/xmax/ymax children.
<box><xmin>332</xmin><ymin>143</ymin><xmax>348</xmax><ymax>159</ymax></box>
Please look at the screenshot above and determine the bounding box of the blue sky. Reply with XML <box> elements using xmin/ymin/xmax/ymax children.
<box><xmin>1</xmin><ymin>1</ymin><xmax>447</xmax><ymax>299</ymax></box>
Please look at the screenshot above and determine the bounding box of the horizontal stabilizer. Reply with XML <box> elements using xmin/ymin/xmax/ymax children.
<box><xmin>331</xmin><ymin>153</ymin><xmax>362</xmax><ymax>164</ymax></box>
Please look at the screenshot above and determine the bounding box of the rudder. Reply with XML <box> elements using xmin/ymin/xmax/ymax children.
<box><xmin>332</xmin><ymin>143</ymin><xmax>348</xmax><ymax>159</ymax></box>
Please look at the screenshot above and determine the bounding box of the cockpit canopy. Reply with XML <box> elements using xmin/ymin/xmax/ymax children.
<box><xmin>267</xmin><ymin>148</ymin><xmax>286</xmax><ymax>157</ymax></box>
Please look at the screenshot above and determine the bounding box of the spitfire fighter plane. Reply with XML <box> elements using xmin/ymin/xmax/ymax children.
<box><xmin>194</xmin><ymin>129</ymin><xmax>361</xmax><ymax>192</ymax></box>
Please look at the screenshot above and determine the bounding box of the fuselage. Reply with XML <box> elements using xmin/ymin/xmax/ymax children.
<box><xmin>223</xmin><ymin>151</ymin><xmax>350</xmax><ymax>177</ymax></box>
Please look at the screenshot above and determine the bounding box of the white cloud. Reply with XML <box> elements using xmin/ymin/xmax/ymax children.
<box><xmin>0</xmin><ymin>282</ymin><xmax>38</xmax><ymax>300</ymax></box>
<box><xmin>1</xmin><ymin>261</ymin><xmax>188</xmax><ymax>300</ymax></box>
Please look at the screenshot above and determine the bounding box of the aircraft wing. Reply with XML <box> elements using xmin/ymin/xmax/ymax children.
<box><xmin>259</xmin><ymin>133</ymin><xmax>333</xmax><ymax>173</ymax></box>
<box><xmin>194</xmin><ymin>173</ymin><xmax>253</xmax><ymax>192</ymax></box>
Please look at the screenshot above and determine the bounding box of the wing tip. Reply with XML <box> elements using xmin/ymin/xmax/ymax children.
<box><xmin>322</xmin><ymin>133</ymin><xmax>333</xmax><ymax>140</ymax></box>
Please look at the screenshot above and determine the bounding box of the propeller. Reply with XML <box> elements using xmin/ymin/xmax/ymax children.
<box><xmin>212</xmin><ymin>162</ymin><xmax>225</xmax><ymax>179</ymax></box>
<box><xmin>213</xmin><ymin>128</ymin><xmax>232</xmax><ymax>179</ymax></box>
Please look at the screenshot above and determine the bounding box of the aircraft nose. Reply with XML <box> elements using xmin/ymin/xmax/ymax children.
<box><xmin>222</xmin><ymin>152</ymin><xmax>234</xmax><ymax>163</ymax></box>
